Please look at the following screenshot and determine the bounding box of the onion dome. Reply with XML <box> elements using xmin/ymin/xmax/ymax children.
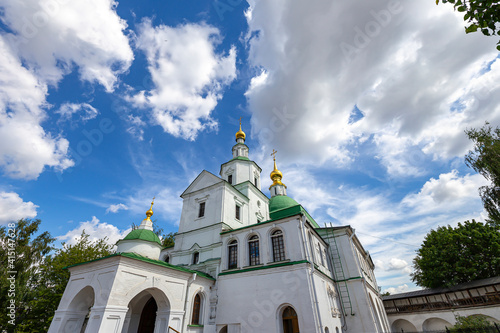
<box><xmin>235</xmin><ymin>119</ymin><xmax>246</xmax><ymax>141</ymax></box>
<box><xmin>270</xmin><ymin>150</ymin><xmax>285</xmax><ymax>188</ymax></box>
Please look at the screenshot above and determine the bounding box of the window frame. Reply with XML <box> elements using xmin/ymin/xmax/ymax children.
<box><xmin>228</xmin><ymin>174</ymin><xmax>233</xmax><ymax>185</ymax></box>
<box><xmin>192</xmin><ymin>251</ymin><xmax>199</xmax><ymax>265</ymax></box>
<box><xmin>235</xmin><ymin>204</ymin><xmax>241</xmax><ymax>220</ymax></box>
<box><xmin>228</xmin><ymin>240</ymin><xmax>238</xmax><ymax>269</ymax></box>
<box><xmin>191</xmin><ymin>293</ymin><xmax>202</xmax><ymax>325</ymax></box>
<box><xmin>198</xmin><ymin>202</ymin><xmax>206</xmax><ymax>218</ymax></box>
<box><xmin>248</xmin><ymin>235</ymin><xmax>260</xmax><ymax>266</ymax></box>
<box><xmin>271</xmin><ymin>229</ymin><xmax>286</xmax><ymax>262</ymax></box>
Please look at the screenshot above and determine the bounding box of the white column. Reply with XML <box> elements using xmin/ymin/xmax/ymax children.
<box><xmin>85</xmin><ymin>305</ymin><xmax>129</xmax><ymax>333</ymax></box>
<box><xmin>48</xmin><ymin>309</ymin><xmax>87</xmax><ymax>333</ymax></box>
<box><xmin>168</xmin><ymin>310</ymin><xmax>185</xmax><ymax>332</ymax></box>
<box><xmin>154</xmin><ymin>309</ymin><xmax>170</xmax><ymax>333</ymax></box>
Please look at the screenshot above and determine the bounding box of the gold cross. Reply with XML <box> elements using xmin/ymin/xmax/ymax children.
<box><xmin>239</xmin><ymin>116</ymin><xmax>242</xmax><ymax>125</ymax></box>
<box><xmin>271</xmin><ymin>149</ymin><xmax>277</xmax><ymax>159</ymax></box>
<box><xmin>150</xmin><ymin>196</ymin><xmax>155</xmax><ymax>208</ymax></box>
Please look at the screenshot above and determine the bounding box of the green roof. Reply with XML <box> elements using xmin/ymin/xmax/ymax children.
<box><xmin>269</xmin><ymin>195</ymin><xmax>299</xmax><ymax>212</ymax></box>
<box><xmin>123</xmin><ymin>229</ymin><xmax>162</xmax><ymax>245</ymax></box>
<box><xmin>65</xmin><ymin>252</ymin><xmax>215</xmax><ymax>281</ymax></box>
<box><xmin>231</xmin><ymin>156</ymin><xmax>250</xmax><ymax>161</ymax></box>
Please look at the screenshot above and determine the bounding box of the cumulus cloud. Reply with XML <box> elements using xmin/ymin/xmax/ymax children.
<box><xmin>58</xmin><ymin>216</ymin><xmax>130</xmax><ymax>246</ymax></box>
<box><xmin>245</xmin><ymin>0</ymin><xmax>500</xmax><ymax>175</ymax></box>
<box><xmin>383</xmin><ymin>284</ymin><xmax>410</xmax><ymax>295</ymax></box>
<box><xmin>128</xmin><ymin>20</ymin><xmax>237</xmax><ymax>140</ymax></box>
<box><xmin>0</xmin><ymin>191</ymin><xmax>38</xmax><ymax>224</ymax></box>
<box><xmin>106</xmin><ymin>203</ymin><xmax>129</xmax><ymax>213</ymax></box>
<box><xmin>0</xmin><ymin>0</ymin><xmax>133</xmax><ymax>179</ymax></box>
<box><xmin>0</xmin><ymin>37</ymin><xmax>73</xmax><ymax>179</ymax></box>
<box><xmin>0</xmin><ymin>0</ymin><xmax>133</xmax><ymax>91</ymax></box>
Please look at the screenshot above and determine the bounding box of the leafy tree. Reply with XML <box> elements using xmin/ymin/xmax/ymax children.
<box><xmin>411</xmin><ymin>220</ymin><xmax>500</xmax><ymax>288</ymax></box>
<box><xmin>465</xmin><ymin>123</ymin><xmax>500</xmax><ymax>226</ymax></box>
<box><xmin>436</xmin><ymin>0</ymin><xmax>500</xmax><ymax>51</ymax></box>
<box><xmin>162</xmin><ymin>232</ymin><xmax>176</xmax><ymax>248</ymax></box>
<box><xmin>0</xmin><ymin>219</ymin><xmax>55</xmax><ymax>332</ymax></box>
<box><xmin>450</xmin><ymin>315</ymin><xmax>494</xmax><ymax>332</ymax></box>
<box><xmin>35</xmin><ymin>230</ymin><xmax>114</xmax><ymax>331</ymax></box>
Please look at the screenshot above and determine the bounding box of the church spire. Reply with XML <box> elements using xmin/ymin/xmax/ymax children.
<box><xmin>235</xmin><ymin>117</ymin><xmax>246</xmax><ymax>143</ymax></box>
<box><xmin>138</xmin><ymin>197</ymin><xmax>155</xmax><ymax>231</ymax></box>
<box><xmin>269</xmin><ymin>150</ymin><xmax>287</xmax><ymax>197</ymax></box>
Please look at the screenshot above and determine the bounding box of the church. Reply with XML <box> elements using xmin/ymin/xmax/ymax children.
<box><xmin>48</xmin><ymin>123</ymin><xmax>390</xmax><ymax>333</ymax></box>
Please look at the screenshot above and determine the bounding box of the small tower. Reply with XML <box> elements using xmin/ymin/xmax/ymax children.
<box><xmin>220</xmin><ymin>118</ymin><xmax>262</xmax><ymax>188</ymax></box>
<box><xmin>268</xmin><ymin>150</ymin><xmax>298</xmax><ymax>213</ymax></box>
<box><xmin>116</xmin><ymin>198</ymin><xmax>162</xmax><ymax>259</ymax></box>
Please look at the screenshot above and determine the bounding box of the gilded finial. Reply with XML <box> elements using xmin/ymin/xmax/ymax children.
<box><xmin>270</xmin><ymin>149</ymin><xmax>285</xmax><ymax>188</ymax></box>
<box><xmin>235</xmin><ymin>117</ymin><xmax>246</xmax><ymax>141</ymax></box>
<box><xmin>145</xmin><ymin>197</ymin><xmax>155</xmax><ymax>220</ymax></box>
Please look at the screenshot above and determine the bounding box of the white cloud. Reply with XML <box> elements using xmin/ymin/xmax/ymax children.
<box><xmin>56</xmin><ymin>102</ymin><xmax>99</xmax><ymax>125</ymax></box>
<box><xmin>0</xmin><ymin>191</ymin><xmax>38</xmax><ymax>224</ymax></box>
<box><xmin>58</xmin><ymin>216</ymin><xmax>130</xmax><ymax>246</ymax></box>
<box><xmin>245</xmin><ymin>0</ymin><xmax>500</xmax><ymax>175</ymax></box>
<box><xmin>106</xmin><ymin>203</ymin><xmax>129</xmax><ymax>213</ymax></box>
<box><xmin>0</xmin><ymin>37</ymin><xmax>73</xmax><ymax>179</ymax></box>
<box><xmin>1</xmin><ymin>0</ymin><xmax>133</xmax><ymax>91</ymax></box>
<box><xmin>384</xmin><ymin>284</ymin><xmax>410</xmax><ymax>295</ymax></box>
<box><xmin>128</xmin><ymin>20</ymin><xmax>237</xmax><ymax>140</ymax></box>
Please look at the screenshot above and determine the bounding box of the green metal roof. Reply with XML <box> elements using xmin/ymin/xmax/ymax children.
<box><xmin>269</xmin><ymin>195</ymin><xmax>299</xmax><ymax>212</ymax></box>
<box><xmin>231</xmin><ymin>156</ymin><xmax>250</xmax><ymax>161</ymax></box>
<box><xmin>122</xmin><ymin>229</ymin><xmax>162</xmax><ymax>245</ymax></box>
<box><xmin>65</xmin><ymin>252</ymin><xmax>215</xmax><ymax>281</ymax></box>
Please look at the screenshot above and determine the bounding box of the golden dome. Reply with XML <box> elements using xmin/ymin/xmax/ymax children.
<box><xmin>235</xmin><ymin>118</ymin><xmax>246</xmax><ymax>141</ymax></box>
<box><xmin>145</xmin><ymin>197</ymin><xmax>154</xmax><ymax>220</ymax></box>
<box><xmin>270</xmin><ymin>150</ymin><xmax>285</xmax><ymax>187</ymax></box>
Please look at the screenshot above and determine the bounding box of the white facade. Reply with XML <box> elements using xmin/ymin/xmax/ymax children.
<box><xmin>48</xmin><ymin>128</ymin><xmax>389</xmax><ymax>333</ymax></box>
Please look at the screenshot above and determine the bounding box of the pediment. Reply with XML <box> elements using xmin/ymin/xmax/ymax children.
<box><xmin>181</xmin><ymin>170</ymin><xmax>223</xmax><ymax>197</ymax></box>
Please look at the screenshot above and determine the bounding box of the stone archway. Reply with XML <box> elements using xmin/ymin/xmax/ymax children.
<box><xmin>392</xmin><ymin>318</ymin><xmax>417</xmax><ymax>332</ymax></box>
<box><xmin>422</xmin><ymin>317</ymin><xmax>452</xmax><ymax>331</ymax></box>
<box><xmin>122</xmin><ymin>288</ymin><xmax>170</xmax><ymax>333</ymax></box>
<box><xmin>61</xmin><ymin>286</ymin><xmax>95</xmax><ymax>333</ymax></box>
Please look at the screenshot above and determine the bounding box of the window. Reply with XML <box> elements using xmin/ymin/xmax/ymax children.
<box><xmin>254</xmin><ymin>177</ymin><xmax>258</xmax><ymax>187</ymax></box>
<box><xmin>235</xmin><ymin>205</ymin><xmax>241</xmax><ymax>220</ymax></box>
<box><xmin>192</xmin><ymin>294</ymin><xmax>201</xmax><ymax>325</ymax></box>
<box><xmin>282</xmin><ymin>306</ymin><xmax>299</xmax><ymax>333</ymax></box>
<box><xmin>164</xmin><ymin>255</ymin><xmax>170</xmax><ymax>263</ymax></box>
<box><xmin>198</xmin><ymin>202</ymin><xmax>205</xmax><ymax>218</ymax></box>
<box><xmin>248</xmin><ymin>235</ymin><xmax>260</xmax><ymax>266</ymax></box>
<box><xmin>271</xmin><ymin>230</ymin><xmax>285</xmax><ymax>262</ymax></box>
<box><xmin>228</xmin><ymin>240</ymin><xmax>238</xmax><ymax>269</ymax></box>
<box><xmin>192</xmin><ymin>252</ymin><xmax>199</xmax><ymax>265</ymax></box>
<box><xmin>228</xmin><ymin>174</ymin><xmax>233</xmax><ymax>184</ymax></box>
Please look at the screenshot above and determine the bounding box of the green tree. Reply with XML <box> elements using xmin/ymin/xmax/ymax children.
<box><xmin>465</xmin><ymin>123</ymin><xmax>500</xmax><ymax>226</ymax></box>
<box><xmin>436</xmin><ymin>0</ymin><xmax>500</xmax><ymax>51</ymax></box>
<box><xmin>411</xmin><ymin>220</ymin><xmax>500</xmax><ymax>288</ymax></box>
<box><xmin>0</xmin><ymin>219</ymin><xmax>55</xmax><ymax>332</ymax></box>
<box><xmin>33</xmin><ymin>230</ymin><xmax>115</xmax><ymax>331</ymax></box>
<box><xmin>162</xmin><ymin>232</ymin><xmax>175</xmax><ymax>248</ymax></box>
<box><xmin>450</xmin><ymin>315</ymin><xmax>494</xmax><ymax>332</ymax></box>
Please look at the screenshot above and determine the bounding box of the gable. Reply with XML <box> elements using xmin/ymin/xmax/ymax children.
<box><xmin>181</xmin><ymin>170</ymin><xmax>224</xmax><ymax>197</ymax></box>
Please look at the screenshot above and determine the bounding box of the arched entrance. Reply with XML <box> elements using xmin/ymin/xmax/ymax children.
<box><xmin>137</xmin><ymin>297</ymin><xmax>158</xmax><ymax>333</ymax></box>
<box><xmin>63</xmin><ymin>286</ymin><xmax>95</xmax><ymax>333</ymax></box>
<box><xmin>123</xmin><ymin>288</ymin><xmax>170</xmax><ymax>333</ymax></box>
<box><xmin>282</xmin><ymin>306</ymin><xmax>299</xmax><ymax>333</ymax></box>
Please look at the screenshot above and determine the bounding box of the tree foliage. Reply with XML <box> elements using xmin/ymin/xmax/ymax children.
<box><xmin>411</xmin><ymin>220</ymin><xmax>500</xmax><ymax>288</ymax></box>
<box><xmin>0</xmin><ymin>220</ymin><xmax>114</xmax><ymax>332</ymax></box>
<box><xmin>450</xmin><ymin>315</ymin><xmax>494</xmax><ymax>332</ymax></box>
<box><xmin>436</xmin><ymin>0</ymin><xmax>500</xmax><ymax>51</ymax></box>
<box><xmin>0</xmin><ymin>219</ymin><xmax>55</xmax><ymax>332</ymax></box>
<box><xmin>465</xmin><ymin>123</ymin><xmax>500</xmax><ymax>226</ymax></box>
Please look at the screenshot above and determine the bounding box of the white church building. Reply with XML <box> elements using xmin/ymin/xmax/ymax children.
<box><xmin>48</xmin><ymin>124</ymin><xmax>390</xmax><ymax>333</ymax></box>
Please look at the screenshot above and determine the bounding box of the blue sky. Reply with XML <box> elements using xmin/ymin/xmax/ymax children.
<box><xmin>1</xmin><ymin>0</ymin><xmax>499</xmax><ymax>294</ymax></box>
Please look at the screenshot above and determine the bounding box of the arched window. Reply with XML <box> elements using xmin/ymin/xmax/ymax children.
<box><xmin>192</xmin><ymin>294</ymin><xmax>201</xmax><ymax>325</ymax></box>
<box><xmin>271</xmin><ymin>230</ymin><xmax>285</xmax><ymax>262</ymax></box>
<box><xmin>248</xmin><ymin>235</ymin><xmax>260</xmax><ymax>266</ymax></box>
<box><xmin>228</xmin><ymin>240</ymin><xmax>238</xmax><ymax>269</ymax></box>
<box><xmin>164</xmin><ymin>255</ymin><xmax>170</xmax><ymax>263</ymax></box>
<box><xmin>325</xmin><ymin>328</ymin><xmax>329</xmax><ymax>333</ymax></box>
<box><xmin>282</xmin><ymin>306</ymin><xmax>299</xmax><ymax>333</ymax></box>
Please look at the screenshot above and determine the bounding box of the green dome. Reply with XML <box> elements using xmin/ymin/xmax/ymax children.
<box><xmin>269</xmin><ymin>195</ymin><xmax>299</xmax><ymax>213</ymax></box>
<box><xmin>123</xmin><ymin>229</ymin><xmax>162</xmax><ymax>245</ymax></box>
